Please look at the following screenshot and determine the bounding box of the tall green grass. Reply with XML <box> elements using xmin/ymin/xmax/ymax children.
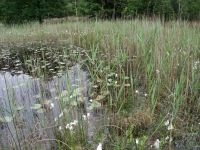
<box><xmin>0</xmin><ymin>19</ymin><xmax>199</xmax><ymax>149</ymax></box>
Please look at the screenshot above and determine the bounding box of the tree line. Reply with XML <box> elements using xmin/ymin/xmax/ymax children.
<box><xmin>0</xmin><ymin>0</ymin><xmax>199</xmax><ymax>24</ymax></box>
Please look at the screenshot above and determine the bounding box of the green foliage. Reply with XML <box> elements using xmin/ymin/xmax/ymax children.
<box><xmin>0</xmin><ymin>0</ymin><xmax>199</xmax><ymax>24</ymax></box>
<box><xmin>1</xmin><ymin>0</ymin><xmax>66</xmax><ymax>24</ymax></box>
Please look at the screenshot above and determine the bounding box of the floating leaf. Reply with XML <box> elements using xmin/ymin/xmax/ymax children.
<box><xmin>70</xmin><ymin>101</ymin><xmax>78</xmax><ymax>106</ymax></box>
<box><xmin>102</xmin><ymin>91</ymin><xmax>110</xmax><ymax>96</ymax></box>
<box><xmin>94</xmin><ymin>95</ymin><xmax>106</xmax><ymax>102</ymax></box>
<box><xmin>31</xmin><ymin>104</ymin><xmax>42</xmax><ymax>110</ymax></box>
<box><xmin>16</xmin><ymin>105</ymin><xmax>24</xmax><ymax>111</ymax></box>
<box><xmin>0</xmin><ymin>116</ymin><xmax>13</xmax><ymax>123</ymax></box>
<box><xmin>37</xmin><ymin>108</ymin><xmax>45</xmax><ymax>114</ymax></box>
<box><xmin>124</xmin><ymin>76</ymin><xmax>130</xmax><ymax>80</ymax></box>
<box><xmin>91</xmin><ymin>101</ymin><xmax>101</xmax><ymax>108</ymax></box>
<box><xmin>124</xmin><ymin>84</ymin><xmax>131</xmax><ymax>87</ymax></box>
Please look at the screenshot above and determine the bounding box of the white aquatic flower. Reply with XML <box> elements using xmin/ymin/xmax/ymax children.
<box><xmin>71</xmin><ymin>120</ymin><xmax>78</xmax><ymax>125</ymax></box>
<box><xmin>144</xmin><ymin>93</ymin><xmax>148</xmax><ymax>97</ymax></box>
<box><xmin>50</xmin><ymin>103</ymin><xmax>54</xmax><ymax>109</ymax></box>
<box><xmin>167</xmin><ymin>123</ymin><xmax>174</xmax><ymax>130</ymax></box>
<box><xmin>58</xmin><ymin>126</ymin><xmax>62</xmax><ymax>130</ymax></box>
<box><xmin>59</xmin><ymin>112</ymin><xmax>63</xmax><ymax>118</ymax></box>
<box><xmin>165</xmin><ymin>136</ymin><xmax>169</xmax><ymax>140</ymax></box>
<box><xmin>135</xmin><ymin>90</ymin><xmax>139</xmax><ymax>94</ymax></box>
<box><xmin>136</xmin><ymin>138</ymin><xmax>139</xmax><ymax>144</ymax></box>
<box><xmin>107</xmin><ymin>78</ymin><xmax>112</xmax><ymax>83</ymax></box>
<box><xmin>156</xmin><ymin>69</ymin><xmax>160</xmax><ymax>74</ymax></box>
<box><xmin>82</xmin><ymin>115</ymin><xmax>86</xmax><ymax>120</ymax></box>
<box><xmin>153</xmin><ymin>139</ymin><xmax>160</xmax><ymax>149</ymax></box>
<box><xmin>96</xmin><ymin>143</ymin><xmax>102</xmax><ymax>150</ymax></box>
<box><xmin>54</xmin><ymin>117</ymin><xmax>58</xmax><ymax>122</ymax></box>
<box><xmin>66</xmin><ymin>124</ymin><xmax>73</xmax><ymax>130</ymax></box>
<box><xmin>164</xmin><ymin>120</ymin><xmax>170</xmax><ymax>126</ymax></box>
<box><xmin>87</xmin><ymin>113</ymin><xmax>90</xmax><ymax>117</ymax></box>
<box><xmin>169</xmin><ymin>137</ymin><xmax>173</xmax><ymax>142</ymax></box>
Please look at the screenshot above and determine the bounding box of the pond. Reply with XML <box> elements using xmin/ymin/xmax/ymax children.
<box><xmin>0</xmin><ymin>64</ymin><xmax>94</xmax><ymax>149</ymax></box>
<box><xmin>0</xmin><ymin>43</ymin><xmax>108</xmax><ymax>149</ymax></box>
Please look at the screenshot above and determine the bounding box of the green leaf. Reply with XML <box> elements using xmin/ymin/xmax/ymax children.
<box><xmin>0</xmin><ymin>116</ymin><xmax>13</xmax><ymax>123</ymax></box>
<box><xmin>16</xmin><ymin>105</ymin><xmax>24</xmax><ymax>111</ymax></box>
<box><xmin>71</xmin><ymin>88</ymin><xmax>83</xmax><ymax>98</ymax></box>
<box><xmin>94</xmin><ymin>95</ymin><xmax>106</xmax><ymax>102</ymax></box>
<box><xmin>91</xmin><ymin>101</ymin><xmax>101</xmax><ymax>108</ymax></box>
<box><xmin>37</xmin><ymin>108</ymin><xmax>45</xmax><ymax>113</ymax></box>
<box><xmin>31</xmin><ymin>104</ymin><xmax>42</xmax><ymax>110</ymax></box>
<box><xmin>70</xmin><ymin>101</ymin><xmax>78</xmax><ymax>106</ymax></box>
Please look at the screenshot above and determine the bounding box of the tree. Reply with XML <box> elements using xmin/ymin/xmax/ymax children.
<box><xmin>153</xmin><ymin>0</ymin><xmax>174</xmax><ymax>20</ymax></box>
<box><xmin>1</xmin><ymin>0</ymin><xmax>66</xmax><ymax>24</ymax></box>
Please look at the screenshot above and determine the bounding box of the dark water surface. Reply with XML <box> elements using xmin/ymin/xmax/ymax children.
<box><xmin>0</xmin><ymin>64</ymin><xmax>89</xmax><ymax>149</ymax></box>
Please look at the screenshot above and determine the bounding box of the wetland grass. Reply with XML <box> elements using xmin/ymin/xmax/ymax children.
<box><xmin>0</xmin><ymin>19</ymin><xmax>200</xmax><ymax>149</ymax></box>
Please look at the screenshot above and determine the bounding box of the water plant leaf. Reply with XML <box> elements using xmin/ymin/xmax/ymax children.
<box><xmin>31</xmin><ymin>103</ymin><xmax>42</xmax><ymax>110</ymax></box>
<box><xmin>94</xmin><ymin>95</ymin><xmax>106</xmax><ymax>101</ymax></box>
<box><xmin>70</xmin><ymin>100</ymin><xmax>78</xmax><ymax>106</ymax></box>
<box><xmin>71</xmin><ymin>88</ymin><xmax>83</xmax><ymax>97</ymax></box>
<box><xmin>37</xmin><ymin>108</ymin><xmax>45</xmax><ymax>113</ymax></box>
<box><xmin>16</xmin><ymin>105</ymin><xmax>24</xmax><ymax>111</ymax></box>
<box><xmin>60</xmin><ymin>90</ymin><xmax>68</xmax><ymax>97</ymax></box>
<box><xmin>91</xmin><ymin>101</ymin><xmax>101</xmax><ymax>108</ymax></box>
<box><xmin>0</xmin><ymin>116</ymin><xmax>13</xmax><ymax>123</ymax></box>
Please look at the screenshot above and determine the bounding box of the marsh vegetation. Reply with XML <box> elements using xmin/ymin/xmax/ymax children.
<box><xmin>0</xmin><ymin>19</ymin><xmax>200</xmax><ymax>149</ymax></box>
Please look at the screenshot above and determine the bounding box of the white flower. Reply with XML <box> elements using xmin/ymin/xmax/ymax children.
<box><xmin>96</xmin><ymin>143</ymin><xmax>102</xmax><ymax>150</ymax></box>
<box><xmin>50</xmin><ymin>103</ymin><xmax>55</xmax><ymax>109</ymax></box>
<box><xmin>153</xmin><ymin>139</ymin><xmax>160</xmax><ymax>149</ymax></box>
<box><xmin>107</xmin><ymin>78</ymin><xmax>112</xmax><ymax>83</ymax></box>
<box><xmin>66</xmin><ymin>124</ymin><xmax>73</xmax><ymax>130</ymax></box>
<box><xmin>71</xmin><ymin>120</ymin><xmax>78</xmax><ymax>125</ymax></box>
<box><xmin>144</xmin><ymin>93</ymin><xmax>148</xmax><ymax>97</ymax></box>
<box><xmin>164</xmin><ymin>120</ymin><xmax>170</xmax><ymax>126</ymax></box>
<box><xmin>136</xmin><ymin>138</ymin><xmax>139</xmax><ymax>144</ymax></box>
<box><xmin>87</xmin><ymin>113</ymin><xmax>90</xmax><ymax>117</ymax></box>
<box><xmin>58</xmin><ymin>126</ymin><xmax>62</xmax><ymax>130</ymax></box>
<box><xmin>82</xmin><ymin>115</ymin><xmax>87</xmax><ymax>120</ymax></box>
<box><xmin>59</xmin><ymin>112</ymin><xmax>63</xmax><ymax>118</ymax></box>
<box><xmin>54</xmin><ymin>117</ymin><xmax>58</xmax><ymax>122</ymax></box>
<box><xmin>167</xmin><ymin>123</ymin><xmax>174</xmax><ymax>130</ymax></box>
<box><xmin>135</xmin><ymin>90</ymin><xmax>139</xmax><ymax>94</ymax></box>
<box><xmin>169</xmin><ymin>137</ymin><xmax>173</xmax><ymax>142</ymax></box>
<box><xmin>156</xmin><ymin>69</ymin><xmax>160</xmax><ymax>74</ymax></box>
<box><xmin>165</xmin><ymin>136</ymin><xmax>169</xmax><ymax>140</ymax></box>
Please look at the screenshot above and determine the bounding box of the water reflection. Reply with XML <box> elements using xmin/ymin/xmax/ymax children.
<box><xmin>0</xmin><ymin>64</ymin><xmax>88</xmax><ymax>149</ymax></box>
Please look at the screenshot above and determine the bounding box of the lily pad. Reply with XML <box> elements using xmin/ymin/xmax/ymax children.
<box><xmin>31</xmin><ymin>103</ymin><xmax>42</xmax><ymax>110</ymax></box>
<box><xmin>91</xmin><ymin>101</ymin><xmax>101</xmax><ymax>108</ymax></box>
<box><xmin>94</xmin><ymin>95</ymin><xmax>106</xmax><ymax>102</ymax></box>
<box><xmin>0</xmin><ymin>116</ymin><xmax>13</xmax><ymax>123</ymax></box>
<box><xmin>37</xmin><ymin>108</ymin><xmax>45</xmax><ymax>113</ymax></box>
<box><xmin>16</xmin><ymin>105</ymin><xmax>24</xmax><ymax>111</ymax></box>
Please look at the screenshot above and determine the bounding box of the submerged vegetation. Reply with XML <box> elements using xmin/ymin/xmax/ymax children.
<box><xmin>0</xmin><ymin>19</ymin><xmax>200</xmax><ymax>149</ymax></box>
